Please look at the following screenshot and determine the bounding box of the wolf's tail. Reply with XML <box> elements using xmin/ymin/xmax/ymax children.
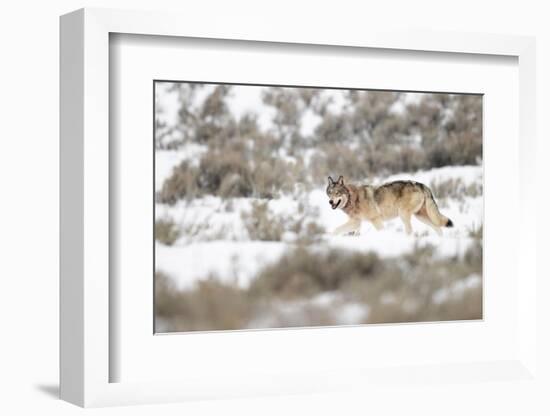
<box><xmin>424</xmin><ymin>189</ymin><xmax>453</xmax><ymax>228</ymax></box>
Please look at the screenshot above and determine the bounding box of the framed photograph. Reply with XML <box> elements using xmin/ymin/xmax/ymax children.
<box><xmin>153</xmin><ymin>81</ymin><xmax>483</xmax><ymax>334</ymax></box>
<box><xmin>60</xmin><ymin>8</ymin><xmax>537</xmax><ymax>407</ymax></box>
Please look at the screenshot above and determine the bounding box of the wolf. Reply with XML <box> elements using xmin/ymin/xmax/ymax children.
<box><xmin>326</xmin><ymin>175</ymin><xmax>453</xmax><ymax>236</ymax></box>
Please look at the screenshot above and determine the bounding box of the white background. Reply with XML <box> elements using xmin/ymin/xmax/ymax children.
<box><xmin>1</xmin><ymin>1</ymin><xmax>548</xmax><ymax>415</ymax></box>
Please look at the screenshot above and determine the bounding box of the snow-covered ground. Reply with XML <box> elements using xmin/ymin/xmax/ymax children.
<box><xmin>156</xmin><ymin>165</ymin><xmax>483</xmax><ymax>291</ymax></box>
<box><xmin>157</xmin><ymin>241</ymin><xmax>287</xmax><ymax>289</ymax></box>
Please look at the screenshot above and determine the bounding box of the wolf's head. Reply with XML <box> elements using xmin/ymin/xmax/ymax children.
<box><xmin>326</xmin><ymin>176</ymin><xmax>349</xmax><ymax>210</ymax></box>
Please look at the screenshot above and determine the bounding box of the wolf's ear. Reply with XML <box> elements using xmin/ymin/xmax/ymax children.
<box><xmin>328</xmin><ymin>176</ymin><xmax>335</xmax><ymax>185</ymax></box>
<box><xmin>337</xmin><ymin>175</ymin><xmax>344</xmax><ymax>185</ymax></box>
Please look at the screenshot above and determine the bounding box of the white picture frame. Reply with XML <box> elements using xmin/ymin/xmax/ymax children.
<box><xmin>60</xmin><ymin>7</ymin><xmax>537</xmax><ymax>408</ymax></box>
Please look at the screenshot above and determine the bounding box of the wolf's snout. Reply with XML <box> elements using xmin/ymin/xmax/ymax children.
<box><xmin>329</xmin><ymin>198</ymin><xmax>341</xmax><ymax>209</ymax></box>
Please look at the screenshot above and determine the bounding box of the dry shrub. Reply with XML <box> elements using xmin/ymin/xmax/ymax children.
<box><xmin>366</xmin><ymin>145</ymin><xmax>427</xmax><ymax>176</ymax></box>
<box><xmin>157</xmin><ymin>161</ymin><xmax>199</xmax><ymax>205</ymax></box>
<box><xmin>241</xmin><ymin>201</ymin><xmax>285</xmax><ymax>241</ymax></box>
<box><xmin>286</xmin><ymin>201</ymin><xmax>326</xmax><ymax>244</ymax></box>
<box><xmin>198</xmin><ymin>147</ymin><xmax>304</xmax><ymax>199</ymax></box>
<box><xmin>155</xmin><ymin>272</ymin><xmax>254</xmax><ymax>332</ymax></box>
<box><xmin>249</xmin><ymin>247</ymin><xmax>381</xmax><ymax>299</ymax></box>
<box><xmin>158</xmin><ymin>141</ymin><xmax>306</xmax><ymax>203</ymax></box>
<box><xmin>310</xmin><ymin>143</ymin><xmax>370</xmax><ymax>185</ymax></box>
<box><xmin>371</xmin><ymin>114</ymin><xmax>410</xmax><ymax>147</ymax></box>
<box><xmin>313</xmin><ymin>113</ymin><xmax>353</xmax><ymax>145</ymax></box>
<box><xmin>430</xmin><ymin>177</ymin><xmax>483</xmax><ymax>201</ymax></box>
<box><xmin>365</xmin><ymin>285</ymin><xmax>482</xmax><ymax>324</ymax></box>
<box><xmin>356</xmin><ymin>242</ymin><xmax>482</xmax><ymax>324</ymax></box>
<box><xmin>194</xmin><ymin>118</ymin><xmax>237</xmax><ymax>145</ymax></box>
<box><xmin>197</xmin><ymin>147</ymin><xmax>254</xmax><ymax>197</ymax></box>
<box><xmin>155</xmin><ymin>271</ymin><xmax>182</xmax><ymax>320</ymax></box>
<box><xmin>310</xmin><ymin>143</ymin><xmax>430</xmax><ymax>185</ymax></box>
<box><xmin>347</xmin><ymin>91</ymin><xmax>400</xmax><ymax>135</ymax></box>
<box><xmin>262</xmin><ymin>87</ymin><xmax>304</xmax><ymax>144</ymax></box>
<box><xmin>154</xmin><ymin>218</ymin><xmax>181</xmax><ymax>246</ymax></box>
<box><xmin>241</xmin><ymin>200</ymin><xmax>325</xmax><ymax>243</ymax></box>
<box><xmin>426</xmin><ymin>132</ymin><xmax>482</xmax><ymax>168</ymax></box>
<box><xmin>404</xmin><ymin>94</ymin><xmax>482</xmax><ymax>170</ymax></box>
<box><xmin>194</xmin><ymin>85</ymin><xmax>236</xmax><ymax>144</ymax></box>
<box><xmin>158</xmin><ymin>146</ymin><xmax>255</xmax><ymax>202</ymax></box>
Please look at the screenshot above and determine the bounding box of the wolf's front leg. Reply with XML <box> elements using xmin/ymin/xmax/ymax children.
<box><xmin>332</xmin><ymin>218</ymin><xmax>361</xmax><ymax>236</ymax></box>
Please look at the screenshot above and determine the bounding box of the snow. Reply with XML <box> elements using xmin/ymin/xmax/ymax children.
<box><xmin>324</xmin><ymin>89</ymin><xmax>348</xmax><ymax>114</ymax></box>
<box><xmin>225</xmin><ymin>85</ymin><xmax>275</xmax><ymax>132</ymax></box>
<box><xmin>389</xmin><ymin>92</ymin><xmax>430</xmax><ymax>115</ymax></box>
<box><xmin>403</xmin><ymin>92</ymin><xmax>428</xmax><ymax>106</ymax></box>
<box><xmin>156</xmin><ymin>241</ymin><xmax>287</xmax><ymax>290</ymax></box>
<box><xmin>337</xmin><ymin>302</ymin><xmax>370</xmax><ymax>324</ymax></box>
<box><xmin>324</xmin><ymin>232</ymin><xmax>475</xmax><ymax>258</ymax></box>
<box><xmin>300</xmin><ymin>108</ymin><xmax>322</xmax><ymax>136</ymax></box>
<box><xmin>155</xmin><ymin>83</ymin><xmax>180</xmax><ymax>127</ymax></box>
<box><xmin>389</xmin><ymin>100</ymin><xmax>406</xmax><ymax>115</ymax></box>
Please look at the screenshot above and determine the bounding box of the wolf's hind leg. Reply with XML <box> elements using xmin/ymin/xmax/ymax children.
<box><xmin>415</xmin><ymin>213</ymin><xmax>442</xmax><ymax>236</ymax></box>
<box><xmin>332</xmin><ymin>218</ymin><xmax>361</xmax><ymax>236</ymax></box>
